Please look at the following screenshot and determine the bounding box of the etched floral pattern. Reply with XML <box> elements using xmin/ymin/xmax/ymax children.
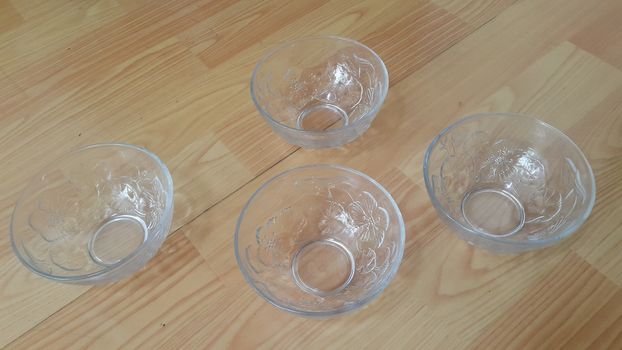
<box><xmin>246</xmin><ymin>174</ymin><xmax>400</xmax><ymax>312</ymax></box>
<box><xmin>435</xmin><ymin>129</ymin><xmax>586</xmax><ymax>239</ymax></box>
<box><xmin>255</xmin><ymin>206</ymin><xmax>307</xmax><ymax>269</ymax></box>
<box><xmin>347</xmin><ymin>191</ymin><xmax>390</xmax><ymax>250</ymax></box>
<box><xmin>254</xmin><ymin>44</ymin><xmax>384</xmax><ymax>128</ymax></box>
<box><xmin>319</xmin><ymin>200</ymin><xmax>352</xmax><ymax>236</ymax></box>
<box><xmin>29</xmin><ymin>187</ymin><xmax>80</xmax><ymax>243</ymax></box>
<box><xmin>15</xmin><ymin>155</ymin><xmax>170</xmax><ymax>278</ymax></box>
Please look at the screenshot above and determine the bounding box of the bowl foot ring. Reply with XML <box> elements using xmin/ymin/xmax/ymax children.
<box><xmin>88</xmin><ymin>215</ymin><xmax>148</xmax><ymax>267</ymax></box>
<box><xmin>296</xmin><ymin>104</ymin><xmax>348</xmax><ymax>131</ymax></box>
<box><xmin>461</xmin><ymin>188</ymin><xmax>525</xmax><ymax>238</ymax></box>
<box><xmin>292</xmin><ymin>239</ymin><xmax>355</xmax><ymax>297</ymax></box>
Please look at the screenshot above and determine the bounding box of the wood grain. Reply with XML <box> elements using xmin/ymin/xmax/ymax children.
<box><xmin>468</xmin><ymin>252</ymin><xmax>622</xmax><ymax>349</ymax></box>
<box><xmin>1</xmin><ymin>0</ymin><xmax>621</xmax><ymax>348</ymax></box>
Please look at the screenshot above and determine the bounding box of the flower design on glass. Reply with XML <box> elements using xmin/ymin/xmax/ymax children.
<box><xmin>478</xmin><ymin>140</ymin><xmax>523</xmax><ymax>181</ymax></box>
<box><xmin>525</xmin><ymin>188</ymin><xmax>562</xmax><ymax>224</ymax></box>
<box><xmin>347</xmin><ymin>191</ymin><xmax>389</xmax><ymax>248</ymax></box>
<box><xmin>29</xmin><ymin>187</ymin><xmax>80</xmax><ymax>242</ymax></box>
<box><xmin>319</xmin><ymin>200</ymin><xmax>355</xmax><ymax>236</ymax></box>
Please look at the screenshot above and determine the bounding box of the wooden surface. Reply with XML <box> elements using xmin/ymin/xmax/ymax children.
<box><xmin>1</xmin><ymin>0</ymin><xmax>622</xmax><ymax>348</ymax></box>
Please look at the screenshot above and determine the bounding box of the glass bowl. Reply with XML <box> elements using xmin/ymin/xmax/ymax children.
<box><xmin>250</xmin><ymin>36</ymin><xmax>389</xmax><ymax>148</ymax></box>
<box><xmin>423</xmin><ymin>113</ymin><xmax>596</xmax><ymax>253</ymax></box>
<box><xmin>10</xmin><ymin>143</ymin><xmax>174</xmax><ymax>284</ymax></box>
<box><xmin>235</xmin><ymin>165</ymin><xmax>404</xmax><ymax>317</ymax></box>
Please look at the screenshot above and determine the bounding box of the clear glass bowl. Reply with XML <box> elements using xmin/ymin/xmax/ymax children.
<box><xmin>251</xmin><ymin>36</ymin><xmax>389</xmax><ymax>148</ymax></box>
<box><xmin>423</xmin><ymin>113</ymin><xmax>596</xmax><ymax>253</ymax></box>
<box><xmin>10</xmin><ymin>143</ymin><xmax>174</xmax><ymax>284</ymax></box>
<box><xmin>235</xmin><ymin>165</ymin><xmax>404</xmax><ymax>317</ymax></box>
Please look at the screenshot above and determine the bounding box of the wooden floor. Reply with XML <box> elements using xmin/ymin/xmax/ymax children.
<box><xmin>1</xmin><ymin>0</ymin><xmax>622</xmax><ymax>348</ymax></box>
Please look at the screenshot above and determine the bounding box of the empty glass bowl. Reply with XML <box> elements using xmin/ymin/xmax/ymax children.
<box><xmin>424</xmin><ymin>113</ymin><xmax>596</xmax><ymax>253</ymax></box>
<box><xmin>235</xmin><ymin>165</ymin><xmax>404</xmax><ymax>316</ymax></box>
<box><xmin>10</xmin><ymin>143</ymin><xmax>174</xmax><ymax>284</ymax></box>
<box><xmin>251</xmin><ymin>36</ymin><xmax>389</xmax><ymax>148</ymax></box>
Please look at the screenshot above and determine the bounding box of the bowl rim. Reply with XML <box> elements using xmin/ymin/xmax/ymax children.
<box><xmin>422</xmin><ymin>112</ymin><xmax>597</xmax><ymax>249</ymax></box>
<box><xmin>9</xmin><ymin>143</ymin><xmax>175</xmax><ymax>282</ymax></box>
<box><xmin>250</xmin><ymin>35</ymin><xmax>390</xmax><ymax>136</ymax></box>
<box><xmin>234</xmin><ymin>164</ymin><xmax>405</xmax><ymax>317</ymax></box>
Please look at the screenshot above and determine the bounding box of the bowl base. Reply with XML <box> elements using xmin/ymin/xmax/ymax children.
<box><xmin>296</xmin><ymin>104</ymin><xmax>348</xmax><ymax>131</ymax></box>
<box><xmin>88</xmin><ymin>215</ymin><xmax>148</xmax><ymax>267</ymax></box>
<box><xmin>291</xmin><ymin>239</ymin><xmax>355</xmax><ymax>297</ymax></box>
<box><xmin>461</xmin><ymin>188</ymin><xmax>525</xmax><ymax>238</ymax></box>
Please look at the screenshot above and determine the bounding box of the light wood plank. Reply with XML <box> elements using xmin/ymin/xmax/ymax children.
<box><xmin>7</xmin><ymin>233</ymin><xmax>225</xmax><ymax>349</ymax></box>
<box><xmin>571</xmin><ymin>8</ymin><xmax>622</xmax><ymax>71</ymax></box>
<box><xmin>468</xmin><ymin>253</ymin><xmax>622</xmax><ymax>349</ymax></box>
<box><xmin>431</xmin><ymin>0</ymin><xmax>517</xmax><ymax>27</ymax></box>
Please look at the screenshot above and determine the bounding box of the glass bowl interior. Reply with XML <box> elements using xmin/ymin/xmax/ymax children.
<box><xmin>251</xmin><ymin>36</ymin><xmax>388</xmax><ymax>135</ymax></box>
<box><xmin>235</xmin><ymin>165</ymin><xmax>404</xmax><ymax>316</ymax></box>
<box><xmin>10</xmin><ymin>143</ymin><xmax>174</xmax><ymax>283</ymax></box>
<box><xmin>423</xmin><ymin>113</ymin><xmax>596</xmax><ymax>251</ymax></box>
